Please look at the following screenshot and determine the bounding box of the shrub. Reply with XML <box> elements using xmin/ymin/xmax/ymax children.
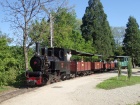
<box><xmin>127</xmin><ymin>58</ymin><xmax>132</xmax><ymax>80</ymax></box>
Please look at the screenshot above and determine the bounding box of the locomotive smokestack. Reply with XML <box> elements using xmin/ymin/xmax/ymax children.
<box><xmin>35</xmin><ymin>42</ymin><xmax>40</xmax><ymax>55</ymax></box>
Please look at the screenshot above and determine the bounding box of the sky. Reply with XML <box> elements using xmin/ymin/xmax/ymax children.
<box><xmin>70</xmin><ymin>0</ymin><xmax>140</xmax><ymax>27</ymax></box>
<box><xmin>0</xmin><ymin>0</ymin><xmax>140</xmax><ymax>37</ymax></box>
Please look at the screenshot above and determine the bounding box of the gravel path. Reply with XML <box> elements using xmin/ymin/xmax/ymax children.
<box><xmin>1</xmin><ymin>69</ymin><xmax>140</xmax><ymax>105</ymax></box>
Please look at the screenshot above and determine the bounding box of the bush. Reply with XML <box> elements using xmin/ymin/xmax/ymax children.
<box><xmin>0</xmin><ymin>68</ymin><xmax>18</xmax><ymax>86</ymax></box>
<box><xmin>14</xmin><ymin>70</ymin><xmax>26</xmax><ymax>87</ymax></box>
<box><xmin>127</xmin><ymin>58</ymin><xmax>132</xmax><ymax>80</ymax></box>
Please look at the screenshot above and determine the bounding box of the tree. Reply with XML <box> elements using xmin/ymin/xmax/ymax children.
<box><xmin>127</xmin><ymin>57</ymin><xmax>132</xmax><ymax>80</ymax></box>
<box><xmin>0</xmin><ymin>33</ymin><xmax>18</xmax><ymax>86</ymax></box>
<box><xmin>111</xmin><ymin>27</ymin><xmax>126</xmax><ymax>56</ymax></box>
<box><xmin>29</xmin><ymin>19</ymin><xmax>50</xmax><ymax>47</ymax></box>
<box><xmin>81</xmin><ymin>0</ymin><xmax>115</xmax><ymax>59</ymax></box>
<box><xmin>1</xmin><ymin>0</ymin><xmax>57</xmax><ymax>70</ymax></box>
<box><xmin>111</xmin><ymin>27</ymin><xmax>125</xmax><ymax>46</ymax></box>
<box><xmin>28</xmin><ymin>7</ymin><xmax>77</xmax><ymax>48</ymax></box>
<box><xmin>53</xmin><ymin>8</ymin><xmax>77</xmax><ymax>48</ymax></box>
<box><xmin>28</xmin><ymin>7</ymin><xmax>94</xmax><ymax>55</ymax></box>
<box><xmin>123</xmin><ymin>16</ymin><xmax>140</xmax><ymax>67</ymax></box>
<box><xmin>53</xmin><ymin>8</ymin><xmax>95</xmax><ymax>53</ymax></box>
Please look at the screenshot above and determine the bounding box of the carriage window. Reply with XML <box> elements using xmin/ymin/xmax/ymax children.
<box><xmin>120</xmin><ymin>58</ymin><xmax>124</xmax><ymax>62</ymax></box>
<box><xmin>126</xmin><ymin>58</ymin><xmax>128</xmax><ymax>61</ymax></box>
<box><xmin>124</xmin><ymin>58</ymin><xmax>127</xmax><ymax>61</ymax></box>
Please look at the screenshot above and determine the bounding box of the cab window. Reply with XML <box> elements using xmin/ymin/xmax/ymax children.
<box><xmin>59</xmin><ymin>50</ymin><xmax>64</xmax><ymax>58</ymax></box>
<box><xmin>48</xmin><ymin>50</ymin><xmax>52</xmax><ymax>56</ymax></box>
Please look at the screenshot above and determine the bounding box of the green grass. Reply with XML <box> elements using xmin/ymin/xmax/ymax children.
<box><xmin>0</xmin><ymin>86</ymin><xmax>16</xmax><ymax>93</ymax></box>
<box><xmin>96</xmin><ymin>75</ymin><xmax>140</xmax><ymax>90</ymax></box>
<box><xmin>0</xmin><ymin>86</ymin><xmax>9</xmax><ymax>93</ymax></box>
<box><xmin>135</xmin><ymin>102</ymin><xmax>140</xmax><ymax>105</ymax></box>
<box><xmin>127</xmin><ymin>102</ymin><xmax>140</xmax><ymax>105</ymax></box>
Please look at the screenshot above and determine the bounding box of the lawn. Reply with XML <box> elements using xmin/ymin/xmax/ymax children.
<box><xmin>0</xmin><ymin>86</ymin><xmax>9</xmax><ymax>93</ymax></box>
<box><xmin>0</xmin><ymin>86</ymin><xmax>16</xmax><ymax>94</ymax></box>
<box><xmin>136</xmin><ymin>102</ymin><xmax>140</xmax><ymax>105</ymax></box>
<box><xmin>96</xmin><ymin>75</ymin><xmax>140</xmax><ymax>90</ymax></box>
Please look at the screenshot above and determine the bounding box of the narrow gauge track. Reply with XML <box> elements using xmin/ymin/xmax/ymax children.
<box><xmin>0</xmin><ymin>71</ymin><xmax>108</xmax><ymax>103</ymax></box>
<box><xmin>0</xmin><ymin>86</ymin><xmax>38</xmax><ymax>103</ymax></box>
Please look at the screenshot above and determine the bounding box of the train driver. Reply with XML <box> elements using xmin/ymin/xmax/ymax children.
<box><xmin>67</xmin><ymin>51</ymin><xmax>72</xmax><ymax>61</ymax></box>
<box><xmin>114</xmin><ymin>59</ymin><xmax>118</xmax><ymax>67</ymax></box>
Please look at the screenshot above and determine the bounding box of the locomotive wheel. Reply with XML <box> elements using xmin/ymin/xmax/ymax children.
<box><xmin>42</xmin><ymin>74</ymin><xmax>49</xmax><ymax>85</ymax></box>
<box><xmin>54</xmin><ymin>71</ymin><xmax>61</xmax><ymax>82</ymax></box>
<box><xmin>60</xmin><ymin>74</ymin><xmax>66</xmax><ymax>81</ymax></box>
<box><xmin>70</xmin><ymin>74</ymin><xmax>76</xmax><ymax>79</ymax></box>
<box><xmin>47</xmin><ymin>72</ymin><xmax>61</xmax><ymax>84</ymax></box>
<box><xmin>42</xmin><ymin>77</ymin><xmax>48</xmax><ymax>85</ymax></box>
<box><xmin>66</xmin><ymin>74</ymin><xmax>70</xmax><ymax>80</ymax></box>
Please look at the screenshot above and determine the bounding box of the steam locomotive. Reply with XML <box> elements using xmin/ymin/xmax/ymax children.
<box><xmin>26</xmin><ymin>43</ymin><xmax>116</xmax><ymax>86</ymax></box>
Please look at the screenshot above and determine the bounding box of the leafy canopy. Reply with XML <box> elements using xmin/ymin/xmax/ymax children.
<box><xmin>123</xmin><ymin>16</ymin><xmax>140</xmax><ymax>65</ymax></box>
<box><xmin>81</xmin><ymin>0</ymin><xmax>115</xmax><ymax>59</ymax></box>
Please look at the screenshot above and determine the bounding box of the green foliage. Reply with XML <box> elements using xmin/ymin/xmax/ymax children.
<box><xmin>10</xmin><ymin>46</ymin><xmax>24</xmax><ymax>70</ymax></box>
<box><xmin>96</xmin><ymin>75</ymin><xmax>140</xmax><ymax>90</ymax></box>
<box><xmin>0</xmin><ymin>69</ymin><xmax>18</xmax><ymax>86</ymax></box>
<box><xmin>28</xmin><ymin>7</ymin><xmax>95</xmax><ymax>54</ymax></box>
<box><xmin>81</xmin><ymin>0</ymin><xmax>115</xmax><ymax>59</ymax></box>
<box><xmin>54</xmin><ymin>8</ymin><xmax>77</xmax><ymax>48</ymax></box>
<box><xmin>0</xmin><ymin>33</ymin><xmax>32</xmax><ymax>86</ymax></box>
<box><xmin>14</xmin><ymin>70</ymin><xmax>26</xmax><ymax>87</ymax></box>
<box><xmin>29</xmin><ymin>19</ymin><xmax>50</xmax><ymax>47</ymax></box>
<box><xmin>123</xmin><ymin>16</ymin><xmax>140</xmax><ymax>66</ymax></box>
<box><xmin>127</xmin><ymin>58</ymin><xmax>132</xmax><ymax>80</ymax></box>
<box><xmin>0</xmin><ymin>36</ymin><xmax>18</xmax><ymax>86</ymax></box>
<box><xmin>53</xmin><ymin>8</ymin><xmax>95</xmax><ymax>53</ymax></box>
<box><xmin>114</xmin><ymin>46</ymin><xmax>124</xmax><ymax>56</ymax></box>
<box><xmin>135</xmin><ymin>102</ymin><xmax>140</xmax><ymax>105</ymax></box>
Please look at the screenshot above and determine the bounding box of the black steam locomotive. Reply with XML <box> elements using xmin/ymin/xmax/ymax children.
<box><xmin>26</xmin><ymin>43</ymin><xmax>78</xmax><ymax>86</ymax></box>
<box><xmin>26</xmin><ymin>43</ymin><xmax>116</xmax><ymax>86</ymax></box>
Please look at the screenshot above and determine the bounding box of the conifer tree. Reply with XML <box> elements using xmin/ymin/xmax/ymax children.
<box><xmin>127</xmin><ymin>57</ymin><xmax>132</xmax><ymax>80</ymax></box>
<box><xmin>81</xmin><ymin>0</ymin><xmax>115</xmax><ymax>59</ymax></box>
<box><xmin>123</xmin><ymin>16</ymin><xmax>140</xmax><ymax>67</ymax></box>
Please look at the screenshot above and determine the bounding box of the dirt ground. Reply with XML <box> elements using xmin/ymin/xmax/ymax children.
<box><xmin>0</xmin><ymin>69</ymin><xmax>140</xmax><ymax>105</ymax></box>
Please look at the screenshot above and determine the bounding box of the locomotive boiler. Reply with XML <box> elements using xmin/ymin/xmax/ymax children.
<box><xmin>26</xmin><ymin>43</ymin><xmax>49</xmax><ymax>85</ymax></box>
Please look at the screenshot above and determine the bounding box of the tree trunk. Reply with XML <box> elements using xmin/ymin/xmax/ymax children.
<box><xmin>23</xmin><ymin>35</ymin><xmax>28</xmax><ymax>71</ymax></box>
<box><xmin>24</xmin><ymin>47</ymin><xmax>28</xmax><ymax>71</ymax></box>
<box><xmin>132</xmin><ymin>57</ymin><xmax>135</xmax><ymax>68</ymax></box>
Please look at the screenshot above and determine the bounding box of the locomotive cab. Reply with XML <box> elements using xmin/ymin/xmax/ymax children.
<box><xmin>47</xmin><ymin>48</ymin><xmax>70</xmax><ymax>61</ymax></box>
<box><xmin>47</xmin><ymin>48</ymin><xmax>72</xmax><ymax>73</ymax></box>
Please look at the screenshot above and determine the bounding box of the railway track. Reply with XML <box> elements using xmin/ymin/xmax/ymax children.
<box><xmin>0</xmin><ymin>86</ymin><xmax>39</xmax><ymax>103</ymax></box>
<box><xmin>0</xmin><ymin>70</ymin><xmax>114</xmax><ymax>103</ymax></box>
